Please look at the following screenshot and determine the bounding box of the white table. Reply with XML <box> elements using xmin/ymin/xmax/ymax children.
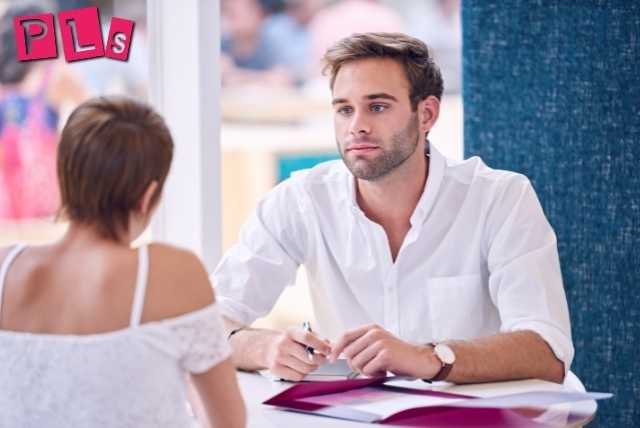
<box><xmin>237</xmin><ymin>371</ymin><xmax>597</xmax><ymax>427</ymax></box>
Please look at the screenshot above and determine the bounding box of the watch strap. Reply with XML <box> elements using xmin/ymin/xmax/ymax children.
<box><xmin>431</xmin><ymin>360</ymin><xmax>453</xmax><ymax>381</ymax></box>
<box><xmin>426</xmin><ymin>342</ymin><xmax>453</xmax><ymax>382</ymax></box>
<box><xmin>227</xmin><ymin>327</ymin><xmax>246</xmax><ymax>341</ymax></box>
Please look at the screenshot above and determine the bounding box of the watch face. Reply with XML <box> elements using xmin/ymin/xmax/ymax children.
<box><xmin>435</xmin><ymin>344</ymin><xmax>456</xmax><ymax>364</ymax></box>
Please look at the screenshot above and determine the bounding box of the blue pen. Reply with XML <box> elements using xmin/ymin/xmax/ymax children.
<box><xmin>302</xmin><ymin>321</ymin><xmax>315</xmax><ymax>361</ymax></box>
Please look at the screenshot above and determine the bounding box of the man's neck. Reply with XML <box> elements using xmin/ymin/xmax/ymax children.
<box><xmin>356</xmin><ymin>147</ymin><xmax>429</xmax><ymax>228</ymax></box>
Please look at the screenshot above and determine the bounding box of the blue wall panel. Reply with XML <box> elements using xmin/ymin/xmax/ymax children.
<box><xmin>462</xmin><ymin>2</ymin><xmax>639</xmax><ymax>426</ymax></box>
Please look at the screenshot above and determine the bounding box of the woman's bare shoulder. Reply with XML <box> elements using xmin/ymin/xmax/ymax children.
<box><xmin>142</xmin><ymin>243</ymin><xmax>215</xmax><ymax>323</ymax></box>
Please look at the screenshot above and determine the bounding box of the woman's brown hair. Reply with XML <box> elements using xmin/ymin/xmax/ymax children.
<box><xmin>57</xmin><ymin>96</ymin><xmax>173</xmax><ymax>241</ymax></box>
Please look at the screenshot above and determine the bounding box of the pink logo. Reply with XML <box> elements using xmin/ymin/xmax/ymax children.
<box><xmin>58</xmin><ymin>7</ymin><xmax>104</xmax><ymax>61</ymax></box>
<box><xmin>13</xmin><ymin>7</ymin><xmax>134</xmax><ymax>63</ymax></box>
<box><xmin>13</xmin><ymin>13</ymin><xmax>58</xmax><ymax>61</ymax></box>
<box><xmin>105</xmin><ymin>17</ymin><xmax>135</xmax><ymax>61</ymax></box>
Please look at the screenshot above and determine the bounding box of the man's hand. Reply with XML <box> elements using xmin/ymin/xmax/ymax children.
<box><xmin>264</xmin><ymin>327</ymin><xmax>332</xmax><ymax>381</ymax></box>
<box><xmin>330</xmin><ymin>324</ymin><xmax>440</xmax><ymax>379</ymax></box>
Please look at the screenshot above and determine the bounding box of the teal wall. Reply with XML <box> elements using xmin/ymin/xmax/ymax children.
<box><xmin>277</xmin><ymin>152</ymin><xmax>339</xmax><ymax>182</ymax></box>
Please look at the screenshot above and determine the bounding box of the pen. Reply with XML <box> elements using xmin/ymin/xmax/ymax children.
<box><xmin>302</xmin><ymin>321</ymin><xmax>314</xmax><ymax>362</ymax></box>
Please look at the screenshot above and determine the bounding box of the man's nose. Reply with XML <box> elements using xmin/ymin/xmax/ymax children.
<box><xmin>349</xmin><ymin>112</ymin><xmax>371</xmax><ymax>136</ymax></box>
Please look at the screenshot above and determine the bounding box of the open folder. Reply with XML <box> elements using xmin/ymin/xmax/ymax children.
<box><xmin>263</xmin><ymin>376</ymin><xmax>611</xmax><ymax>427</ymax></box>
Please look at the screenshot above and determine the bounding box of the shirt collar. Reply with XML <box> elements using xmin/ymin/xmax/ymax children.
<box><xmin>347</xmin><ymin>141</ymin><xmax>446</xmax><ymax>225</ymax></box>
<box><xmin>410</xmin><ymin>141</ymin><xmax>446</xmax><ymax>226</ymax></box>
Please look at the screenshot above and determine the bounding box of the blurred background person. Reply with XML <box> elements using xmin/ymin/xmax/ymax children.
<box><xmin>306</xmin><ymin>0</ymin><xmax>404</xmax><ymax>80</ymax></box>
<box><xmin>220</xmin><ymin>0</ymin><xmax>319</xmax><ymax>88</ymax></box>
<box><xmin>397</xmin><ymin>0</ymin><xmax>462</xmax><ymax>93</ymax></box>
<box><xmin>0</xmin><ymin>0</ymin><xmax>149</xmax><ymax>248</ymax></box>
<box><xmin>259</xmin><ymin>0</ymin><xmax>323</xmax><ymax>86</ymax></box>
<box><xmin>0</xmin><ymin>3</ymin><xmax>86</xmax><ymax>221</ymax></box>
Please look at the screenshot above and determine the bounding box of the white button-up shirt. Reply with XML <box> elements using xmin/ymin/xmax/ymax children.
<box><xmin>213</xmin><ymin>144</ymin><xmax>574</xmax><ymax>372</ymax></box>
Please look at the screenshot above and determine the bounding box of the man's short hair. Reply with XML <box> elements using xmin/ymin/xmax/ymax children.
<box><xmin>57</xmin><ymin>96</ymin><xmax>173</xmax><ymax>241</ymax></box>
<box><xmin>322</xmin><ymin>32</ymin><xmax>444</xmax><ymax>110</ymax></box>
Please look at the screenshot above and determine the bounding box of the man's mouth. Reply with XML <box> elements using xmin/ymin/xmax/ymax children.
<box><xmin>346</xmin><ymin>143</ymin><xmax>379</xmax><ymax>153</ymax></box>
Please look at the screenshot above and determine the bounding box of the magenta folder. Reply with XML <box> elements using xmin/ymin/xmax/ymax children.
<box><xmin>263</xmin><ymin>377</ymin><xmax>568</xmax><ymax>427</ymax></box>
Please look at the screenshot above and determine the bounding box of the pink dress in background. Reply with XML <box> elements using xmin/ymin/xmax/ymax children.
<box><xmin>0</xmin><ymin>66</ymin><xmax>60</xmax><ymax>220</ymax></box>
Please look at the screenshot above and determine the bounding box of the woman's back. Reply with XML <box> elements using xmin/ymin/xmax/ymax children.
<box><xmin>0</xmin><ymin>242</ymin><xmax>233</xmax><ymax>427</ymax></box>
<box><xmin>0</xmin><ymin>238</ymin><xmax>214</xmax><ymax>334</ymax></box>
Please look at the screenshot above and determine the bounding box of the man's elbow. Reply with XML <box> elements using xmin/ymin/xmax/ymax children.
<box><xmin>542</xmin><ymin>358</ymin><xmax>566</xmax><ymax>384</ymax></box>
<box><xmin>526</xmin><ymin>329</ymin><xmax>570</xmax><ymax>384</ymax></box>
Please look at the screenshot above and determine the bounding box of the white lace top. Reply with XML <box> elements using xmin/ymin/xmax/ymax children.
<box><xmin>0</xmin><ymin>244</ymin><xmax>231</xmax><ymax>428</ymax></box>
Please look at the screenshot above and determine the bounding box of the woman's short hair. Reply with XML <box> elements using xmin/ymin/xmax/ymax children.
<box><xmin>57</xmin><ymin>96</ymin><xmax>173</xmax><ymax>241</ymax></box>
<box><xmin>322</xmin><ymin>32</ymin><xmax>444</xmax><ymax>110</ymax></box>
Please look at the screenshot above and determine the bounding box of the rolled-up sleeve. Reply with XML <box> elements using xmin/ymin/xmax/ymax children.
<box><xmin>212</xmin><ymin>179</ymin><xmax>308</xmax><ymax>326</ymax></box>
<box><xmin>487</xmin><ymin>176</ymin><xmax>574</xmax><ymax>375</ymax></box>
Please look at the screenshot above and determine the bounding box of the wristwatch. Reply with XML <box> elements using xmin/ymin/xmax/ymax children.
<box><xmin>227</xmin><ymin>327</ymin><xmax>246</xmax><ymax>341</ymax></box>
<box><xmin>427</xmin><ymin>342</ymin><xmax>456</xmax><ymax>381</ymax></box>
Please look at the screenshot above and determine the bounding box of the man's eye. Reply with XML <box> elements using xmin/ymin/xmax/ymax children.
<box><xmin>370</xmin><ymin>104</ymin><xmax>387</xmax><ymax>113</ymax></box>
<box><xmin>337</xmin><ymin>106</ymin><xmax>353</xmax><ymax>115</ymax></box>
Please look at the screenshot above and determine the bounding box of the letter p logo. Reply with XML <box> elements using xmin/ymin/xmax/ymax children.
<box><xmin>13</xmin><ymin>13</ymin><xmax>58</xmax><ymax>61</ymax></box>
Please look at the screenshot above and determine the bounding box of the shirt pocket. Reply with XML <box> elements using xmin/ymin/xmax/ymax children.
<box><xmin>426</xmin><ymin>274</ymin><xmax>494</xmax><ymax>342</ymax></box>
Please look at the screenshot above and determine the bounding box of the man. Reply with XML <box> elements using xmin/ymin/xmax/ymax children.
<box><xmin>213</xmin><ymin>32</ymin><xmax>573</xmax><ymax>383</ymax></box>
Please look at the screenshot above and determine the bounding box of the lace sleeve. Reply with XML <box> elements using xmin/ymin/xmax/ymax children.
<box><xmin>166</xmin><ymin>304</ymin><xmax>232</xmax><ymax>374</ymax></box>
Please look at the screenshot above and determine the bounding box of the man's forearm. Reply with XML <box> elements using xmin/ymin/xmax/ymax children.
<box><xmin>443</xmin><ymin>330</ymin><xmax>565</xmax><ymax>384</ymax></box>
<box><xmin>223</xmin><ymin>317</ymin><xmax>278</xmax><ymax>371</ymax></box>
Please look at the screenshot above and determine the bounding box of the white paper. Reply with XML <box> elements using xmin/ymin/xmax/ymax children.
<box><xmin>452</xmin><ymin>391</ymin><xmax>612</xmax><ymax>409</ymax></box>
<box><xmin>299</xmin><ymin>387</ymin><xmax>464</xmax><ymax>418</ymax></box>
<box><xmin>305</xmin><ymin>359</ymin><xmax>359</xmax><ymax>379</ymax></box>
<box><xmin>260</xmin><ymin>359</ymin><xmax>361</xmax><ymax>382</ymax></box>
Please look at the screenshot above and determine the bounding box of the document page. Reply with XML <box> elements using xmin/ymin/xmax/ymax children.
<box><xmin>261</xmin><ymin>359</ymin><xmax>361</xmax><ymax>382</ymax></box>
<box><xmin>299</xmin><ymin>387</ymin><xmax>463</xmax><ymax>419</ymax></box>
<box><xmin>453</xmin><ymin>391</ymin><xmax>612</xmax><ymax>409</ymax></box>
<box><xmin>303</xmin><ymin>359</ymin><xmax>360</xmax><ymax>380</ymax></box>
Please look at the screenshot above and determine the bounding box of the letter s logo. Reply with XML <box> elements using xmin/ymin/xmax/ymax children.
<box><xmin>105</xmin><ymin>17</ymin><xmax>134</xmax><ymax>61</ymax></box>
<box><xmin>112</xmin><ymin>33</ymin><xmax>126</xmax><ymax>54</ymax></box>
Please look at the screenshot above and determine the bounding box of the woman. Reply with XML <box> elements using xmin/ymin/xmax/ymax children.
<box><xmin>0</xmin><ymin>97</ymin><xmax>245</xmax><ymax>428</ymax></box>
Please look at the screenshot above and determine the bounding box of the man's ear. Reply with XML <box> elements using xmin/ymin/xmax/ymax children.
<box><xmin>417</xmin><ymin>95</ymin><xmax>440</xmax><ymax>135</ymax></box>
<box><xmin>138</xmin><ymin>181</ymin><xmax>159</xmax><ymax>217</ymax></box>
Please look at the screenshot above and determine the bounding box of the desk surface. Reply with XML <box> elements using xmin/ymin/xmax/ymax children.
<box><xmin>237</xmin><ymin>371</ymin><xmax>597</xmax><ymax>428</ymax></box>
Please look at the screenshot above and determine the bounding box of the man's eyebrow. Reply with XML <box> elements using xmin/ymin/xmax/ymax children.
<box><xmin>332</xmin><ymin>93</ymin><xmax>398</xmax><ymax>105</ymax></box>
<box><xmin>366</xmin><ymin>93</ymin><xmax>398</xmax><ymax>101</ymax></box>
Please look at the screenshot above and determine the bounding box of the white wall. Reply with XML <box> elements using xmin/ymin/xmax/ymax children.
<box><xmin>147</xmin><ymin>0</ymin><xmax>221</xmax><ymax>271</ymax></box>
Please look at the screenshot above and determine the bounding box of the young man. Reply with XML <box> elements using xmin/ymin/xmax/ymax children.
<box><xmin>213</xmin><ymin>33</ymin><xmax>573</xmax><ymax>384</ymax></box>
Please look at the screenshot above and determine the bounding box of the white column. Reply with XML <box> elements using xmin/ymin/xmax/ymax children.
<box><xmin>147</xmin><ymin>0</ymin><xmax>221</xmax><ymax>272</ymax></box>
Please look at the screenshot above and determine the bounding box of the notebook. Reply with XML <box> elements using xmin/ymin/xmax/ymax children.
<box><xmin>260</xmin><ymin>359</ymin><xmax>363</xmax><ymax>382</ymax></box>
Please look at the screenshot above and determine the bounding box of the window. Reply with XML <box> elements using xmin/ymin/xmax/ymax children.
<box><xmin>0</xmin><ymin>0</ymin><xmax>149</xmax><ymax>246</ymax></box>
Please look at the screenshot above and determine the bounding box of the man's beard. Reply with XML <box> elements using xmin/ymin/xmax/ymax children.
<box><xmin>338</xmin><ymin>115</ymin><xmax>420</xmax><ymax>181</ymax></box>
